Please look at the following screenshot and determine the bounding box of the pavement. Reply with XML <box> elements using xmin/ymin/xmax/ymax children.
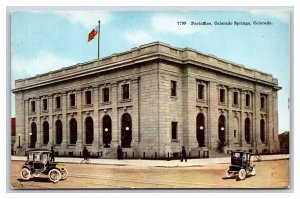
<box><xmin>11</xmin><ymin>154</ymin><xmax>289</xmax><ymax>167</ymax></box>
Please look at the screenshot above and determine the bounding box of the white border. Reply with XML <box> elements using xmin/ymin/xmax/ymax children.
<box><xmin>2</xmin><ymin>0</ymin><xmax>298</xmax><ymax>198</ymax></box>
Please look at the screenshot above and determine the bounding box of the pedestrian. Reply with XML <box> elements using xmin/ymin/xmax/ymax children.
<box><xmin>181</xmin><ymin>146</ymin><xmax>187</xmax><ymax>162</ymax></box>
<box><xmin>50</xmin><ymin>146</ymin><xmax>55</xmax><ymax>162</ymax></box>
<box><xmin>82</xmin><ymin>147</ymin><xmax>89</xmax><ymax>160</ymax></box>
<box><xmin>117</xmin><ymin>145</ymin><xmax>122</xmax><ymax>160</ymax></box>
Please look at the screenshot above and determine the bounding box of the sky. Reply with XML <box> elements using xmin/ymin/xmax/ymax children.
<box><xmin>10</xmin><ymin>9</ymin><xmax>290</xmax><ymax>133</ymax></box>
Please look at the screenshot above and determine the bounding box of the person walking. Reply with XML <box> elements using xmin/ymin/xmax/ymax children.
<box><xmin>181</xmin><ymin>146</ymin><xmax>187</xmax><ymax>162</ymax></box>
<box><xmin>82</xmin><ymin>147</ymin><xmax>89</xmax><ymax>160</ymax></box>
<box><xmin>117</xmin><ymin>145</ymin><xmax>122</xmax><ymax>160</ymax></box>
<box><xmin>50</xmin><ymin>146</ymin><xmax>55</xmax><ymax>162</ymax></box>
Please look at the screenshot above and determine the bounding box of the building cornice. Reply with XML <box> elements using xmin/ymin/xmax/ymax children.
<box><xmin>12</xmin><ymin>41</ymin><xmax>281</xmax><ymax>93</ymax></box>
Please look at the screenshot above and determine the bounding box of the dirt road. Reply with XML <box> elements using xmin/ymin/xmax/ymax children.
<box><xmin>10</xmin><ymin>159</ymin><xmax>289</xmax><ymax>189</ymax></box>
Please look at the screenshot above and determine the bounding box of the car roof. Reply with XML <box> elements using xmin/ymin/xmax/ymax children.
<box><xmin>27</xmin><ymin>149</ymin><xmax>51</xmax><ymax>153</ymax></box>
<box><xmin>231</xmin><ymin>151</ymin><xmax>252</xmax><ymax>154</ymax></box>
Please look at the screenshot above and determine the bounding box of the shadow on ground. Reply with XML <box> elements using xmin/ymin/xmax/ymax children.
<box><xmin>17</xmin><ymin>177</ymin><xmax>52</xmax><ymax>183</ymax></box>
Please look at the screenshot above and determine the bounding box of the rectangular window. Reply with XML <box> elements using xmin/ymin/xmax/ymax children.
<box><xmin>70</xmin><ymin>94</ymin><xmax>76</xmax><ymax>107</ymax></box>
<box><xmin>171</xmin><ymin>122</ymin><xmax>177</xmax><ymax>140</ymax></box>
<box><xmin>122</xmin><ymin>84</ymin><xmax>129</xmax><ymax>99</ymax></box>
<box><xmin>31</xmin><ymin>101</ymin><xmax>35</xmax><ymax>112</ymax></box>
<box><xmin>234</xmin><ymin>130</ymin><xmax>236</xmax><ymax>138</ymax></box>
<box><xmin>246</xmin><ymin>94</ymin><xmax>250</xmax><ymax>107</ymax></box>
<box><xmin>198</xmin><ymin>84</ymin><xmax>204</xmax><ymax>100</ymax></box>
<box><xmin>85</xmin><ymin>91</ymin><xmax>92</xmax><ymax>104</ymax></box>
<box><xmin>171</xmin><ymin>81</ymin><xmax>177</xmax><ymax>97</ymax></box>
<box><xmin>103</xmin><ymin>87</ymin><xmax>110</xmax><ymax>102</ymax></box>
<box><xmin>43</xmin><ymin>99</ymin><xmax>47</xmax><ymax>110</ymax></box>
<box><xmin>261</xmin><ymin>96</ymin><xmax>265</xmax><ymax>109</ymax></box>
<box><xmin>56</xmin><ymin>96</ymin><xmax>61</xmax><ymax>109</ymax></box>
<box><xmin>233</xmin><ymin>92</ymin><xmax>238</xmax><ymax>105</ymax></box>
<box><xmin>220</xmin><ymin>89</ymin><xmax>225</xmax><ymax>103</ymax></box>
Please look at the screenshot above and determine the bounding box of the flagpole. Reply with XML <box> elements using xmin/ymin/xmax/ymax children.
<box><xmin>97</xmin><ymin>20</ymin><xmax>100</xmax><ymax>61</ymax></box>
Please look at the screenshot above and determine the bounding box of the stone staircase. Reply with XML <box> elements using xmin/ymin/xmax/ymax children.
<box><xmin>101</xmin><ymin>148</ymin><xmax>117</xmax><ymax>159</ymax></box>
<box><xmin>208</xmin><ymin>148</ymin><xmax>231</xmax><ymax>158</ymax></box>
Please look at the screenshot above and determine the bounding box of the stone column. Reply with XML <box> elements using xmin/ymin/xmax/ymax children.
<box><xmin>61</xmin><ymin>92</ymin><xmax>68</xmax><ymax>151</ymax></box>
<box><xmin>272</xmin><ymin>91</ymin><xmax>280</xmax><ymax>152</ymax></box>
<box><xmin>208</xmin><ymin>82</ymin><xmax>219</xmax><ymax>149</ymax></box>
<box><xmin>227</xmin><ymin>87</ymin><xmax>234</xmax><ymax>147</ymax></box>
<box><xmin>36</xmin><ymin>98</ymin><xmax>41</xmax><ymax>148</ymax></box>
<box><xmin>254</xmin><ymin>91</ymin><xmax>262</xmax><ymax>153</ymax></box>
<box><xmin>267</xmin><ymin>91</ymin><xmax>279</xmax><ymax>153</ymax></box>
<box><xmin>111</xmin><ymin>82</ymin><xmax>119</xmax><ymax>148</ymax></box>
<box><xmin>22</xmin><ymin>100</ymin><xmax>30</xmax><ymax>148</ymax></box>
<box><xmin>75</xmin><ymin>89</ymin><xmax>83</xmax><ymax>154</ymax></box>
<box><xmin>93</xmin><ymin>86</ymin><xmax>100</xmax><ymax>150</ymax></box>
<box><xmin>131</xmin><ymin>77</ymin><xmax>140</xmax><ymax>147</ymax></box>
<box><xmin>24</xmin><ymin>100</ymin><xmax>29</xmax><ymax>148</ymax></box>
<box><xmin>48</xmin><ymin>96</ymin><xmax>54</xmax><ymax>148</ymax></box>
<box><xmin>240</xmin><ymin>90</ymin><xmax>247</xmax><ymax>147</ymax></box>
<box><xmin>15</xmin><ymin>93</ymin><xmax>25</xmax><ymax>154</ymax></box>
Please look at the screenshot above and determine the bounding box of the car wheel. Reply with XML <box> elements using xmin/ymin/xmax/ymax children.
<box><xmin>61</xmin><ymin>169</ymin><xmax>68</xmax><ymax>180</ymax></box>
<box><xmin>48</xmin><ymin>169</ymin><xmax>61</xmax><ymax>183</ymax></box>
<box><xmin>238</xmin><ymin>169</ymin><xmax>246</xmax><ymax>180</ymax></box>
<box><xmin>250</xmin><ymin>167</ymin><xmax>256</xmax><ymax>176</ymax></box>
<box><xmin>226</xmin><ymin>168</ymin><xmax>234</xmax><ymax>178</ymax></box>
<box><xmin>20</xmin><ymin>168</ymin><xmax>31</xmax><ymax>180</ymax></box>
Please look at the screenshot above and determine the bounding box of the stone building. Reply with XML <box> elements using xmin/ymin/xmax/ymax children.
<box><xmin>12</xmin><ymin>42</ymin><xmax>281</xmax><ymax>158</ymax></box>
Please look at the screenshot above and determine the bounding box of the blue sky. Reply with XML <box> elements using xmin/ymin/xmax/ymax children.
<box><xmin>10</xmin><ymin>10</ymin><xmax>290</xmax><ymax>133</ymax></box>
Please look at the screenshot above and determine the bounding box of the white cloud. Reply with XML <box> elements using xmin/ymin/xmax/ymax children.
<box><xmin>124</xmin><ymin>31</ymin><xmax>153</xmax><ymax>45</ymax></box>
<box><xmin>249</xmin><ymin>10</ymin><xmax>290</xmax><ymax>23</ymax></box>
<box><xmin>151</xmin><ymin>14</ymin><xmax>211</xmax><ymax>35</ymax></box>
<box><xmin>12</xmin><ymin>50</ymin><xmax>77</xmax><ymax>78</ymax></box>
<box><xmin>53</xmin><ymin>11</ymin><xmax>113</xmax><ymax>29</ymax></box>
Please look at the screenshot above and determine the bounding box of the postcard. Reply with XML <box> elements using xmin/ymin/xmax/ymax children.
<box><xmin>10</xmin><ymin>8</ymin><xmax>290</xmax><ymax>189</ymax></box>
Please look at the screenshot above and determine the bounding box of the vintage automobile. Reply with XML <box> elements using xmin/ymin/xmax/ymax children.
<box><xmin>20</xmin><ymin>149</ymin><xmax>68</xmax><ymax>183</ymax></box>
<box><xmin>225</xmin><ymin>151</ymin><xmax>256</xmax><ymax>180</ymax></box>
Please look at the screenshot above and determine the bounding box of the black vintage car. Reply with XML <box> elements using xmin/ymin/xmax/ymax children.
<box><xmin>20</xmin><ymin>149</ymin><xmax>68</xmax><ymax>183</ymax></box>
<box><xmin>226</xmin><ymin>151</ymin><xmax>256</xmax><ymax>180</ymax></box>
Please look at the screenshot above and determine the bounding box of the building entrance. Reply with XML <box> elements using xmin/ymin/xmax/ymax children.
<box><xmin>121</xmin><ymin>113</ymin><xmax>132</xmax><ymax>148</ymax></box>
<box><xmin>196</xmin><ymin>113</ymin><xmax>205</xmax><ymax>147</ymax></box>
<box><xmin>218</xmin><ymin>115</ymin><xmax>226</xmax><ymax>143</ymax></box>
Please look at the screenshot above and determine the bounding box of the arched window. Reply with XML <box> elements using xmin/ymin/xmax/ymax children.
<box><xmin>85</xmin><ymin>117</ymin><xmax>94</xmax><ymax>144</ymax></box>
<box><xmin>218</xmin><ymin>115</ymin><xmax>226</xmax><ymax>143</ymax></box>
<box><xmin>245</xmin><ymin>118</ymin><xmax>251</xmax><ymax>143</ymax></box>
<box><xmin>196</xmin><ymin>113</ymin><xmax>205</xmax><ymax>147</ymax></box>
<box><xmin>30</xmin><ymin>122</ymin><xmax>37</xmax><ymax>148</ymax></box>
<box><xmin>70</xmin><ymin>118</ymin><xmax>77</xmax><ymax>144</ymax></box>
<box><xmin>121</xmin><ymin>113</ymin><xmax>132</xmax><ymax>148</ymax></box>
<box><xmin>55</xmin><ymin>120</ymin><xmax>63</xmax><ymax>145</ymax></box>
<box><xmin>43</xmin><ymin>121</ymin><xmax>49</xmax><ymax>145</ymax></box>
<box><xmin>103</xmin><ymin>115</ymin><xmax>112</xmax><ymax>147</ymax></box>
<box><xmin>260</xmin><ymin>119</ymin><xmax>265</xmax><ymax>143</ymax></box>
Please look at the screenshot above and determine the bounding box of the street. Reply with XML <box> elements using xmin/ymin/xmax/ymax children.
<box><xmin>11</xmin><ymin>159</ymin><xmax>289</xmax><ymax>189</ymax></box>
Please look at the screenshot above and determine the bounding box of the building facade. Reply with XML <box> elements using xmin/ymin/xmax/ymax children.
<box><xmin>13</xmin><ymin>42</ymin><xmax>281</xmax><ymax>158</ymax></box>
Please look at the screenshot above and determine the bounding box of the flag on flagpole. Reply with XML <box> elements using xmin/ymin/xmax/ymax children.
<box><xmin>88</xmin><ymin>26</ymin><xmax>99</xmax><ymax>42</ymax></box>
<box><xmin>88</xmin><ymin>21</ymin><xmax>101</xmax><ymax>60</ymax></box>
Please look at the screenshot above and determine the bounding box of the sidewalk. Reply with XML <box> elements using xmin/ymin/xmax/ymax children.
<box><xmin>11</xmin><ymin>154</ymin><xmax>289</xmax><ymax>167</ymax></box>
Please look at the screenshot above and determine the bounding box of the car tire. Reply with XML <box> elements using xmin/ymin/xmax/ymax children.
<box><xmin>250</xmin><ymin>167</ymin><xmax>256</xmax><ymax>176</ymax></box>
<box><xmin>20</xmin><ymin>168</ymin><xmax>31</xmax><ymax>180</ymax></box>
<box><xmin>238</xmin><ymin>169</ymin><xmax>246</xmax><ymax>180</ymax></box>
<box><xmin>226</xmin><ymin>168</ymin><xmax>234</xmax><ymax>178</ymax></box>
<box><xmin>61</xmin><ymin>169</ymin><xmax>68</xmax><ymax>180</ymax></box>
<box><xmin>49</xmin><ymin>169</ymin><xmax>61</xmax><ymax>183</ymax></box>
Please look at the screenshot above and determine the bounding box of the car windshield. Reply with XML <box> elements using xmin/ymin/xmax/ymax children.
<box><xmin>28</xmin><ymin>153</ymin><xmax>33</xmax><ymax>161</ymax></box>
<box><xmin>33</xmin><ymin>153</ymin><xmax>41</xmax><ymax>161</ymax></box>
<box><xmin>42</xmin><ymin>153</ymin><xmax>49</xmax><ymax>162</ymax></box>
<box><xmin>233</xmin><ymin>153</ymin><xmax>241</xmax><ymax>158</ymax></box>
